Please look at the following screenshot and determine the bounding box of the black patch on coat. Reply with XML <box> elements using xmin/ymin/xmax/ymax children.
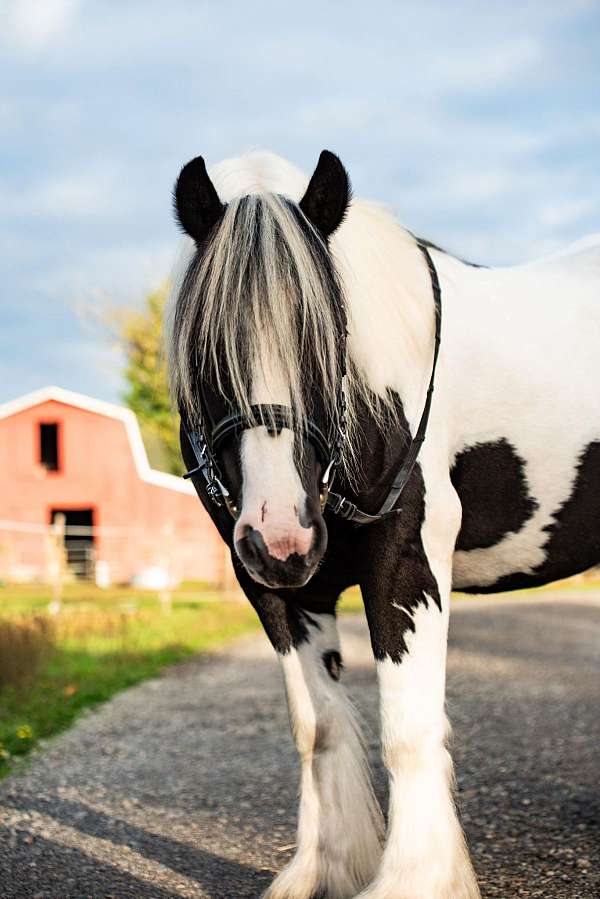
<box><xmin>323</xmin><ymin>650</ymin><xmax>343</xmax><ymax>681</ymax></box>
<box><xmin>451</xmin><ymin>439</ymin><xmax>538</xmax><ymax>551</ymax></box>
<box><xmin>249</xmin><ymin>592</ymin><xmax>313</xmax><ymax>653</ymax></box>
<box><xmin>360</xmin><ymin>523</ymin><xmax>441</xmax><ymax>663</ymax></box>
<box><xmin>351</xmin><ymin>392</ymin><xmax>442</xmax><ymax>663</ymax></box>
<box><xmin>477</xmin><ymin>441</ymin><xmax>600</xmax><ymax>593</ymax></box>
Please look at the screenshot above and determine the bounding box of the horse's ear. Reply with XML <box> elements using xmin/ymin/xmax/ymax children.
<box><xmin>299</xmin><ymin>150</ymin><xmax>351</xmax><ymax>238</ymax></box>
<box><xmin>173</xmin><ymin>156</ymin><xmax>225</xmax><ymax>245</ymax></box>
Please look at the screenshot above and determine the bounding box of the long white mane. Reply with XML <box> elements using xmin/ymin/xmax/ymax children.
<box><xmin>167</xmin><ymin>152</ymin><xmax>437</xmax><ymax>466</ymax></box>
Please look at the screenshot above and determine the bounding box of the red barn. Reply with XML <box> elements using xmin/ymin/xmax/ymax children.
<box><xmin>0</xmin><ymin>387</ymin><xmax>229</xmax><ymax>586</ymax></box>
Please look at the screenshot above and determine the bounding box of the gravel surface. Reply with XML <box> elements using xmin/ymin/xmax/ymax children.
<box><xmin>0</xmin><ymin>594</ymin><xmax>598</xmax><ymax>898</ymax></box>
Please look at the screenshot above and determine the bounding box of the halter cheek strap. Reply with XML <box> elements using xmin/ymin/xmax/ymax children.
<box><xmin>181</xmin><ymin>240</ymin><xmax>442</xmax><ymax>527</ymax></box>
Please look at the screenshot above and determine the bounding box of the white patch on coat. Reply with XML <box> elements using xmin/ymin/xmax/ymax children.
<box><xmin>235</xmin><ymin>428</ymin><xmax>312</xmax><ymax>561</ymax></box>
<box><xmin>363</xmin><ymin>625</ymin><xmax>477</xmax><ymax>899</ymax></box>
<box><xmin>331</xmin><ymin>202</ymin><xmax>434</xmax><ymax>428</ymax></box>
<box><xmin>266</xmin><ymin>613</ymin><xmax>383</xmax><ymax>899</ymax></box>
<box><xmin>233</xmin><ymin>357</ymin><xmax>312</xmax><ymax>562</ymax></box>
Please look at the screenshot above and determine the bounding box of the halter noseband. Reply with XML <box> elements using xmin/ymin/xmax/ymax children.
<box><xmin>181</xmin><ymin>241</ymin><xmax>442</xmax><ymax>527</ymax></box>
<box><xmin>181</xmin><ymin>390</ymin><xmax>347</xmax><ymax>520</ymax></box>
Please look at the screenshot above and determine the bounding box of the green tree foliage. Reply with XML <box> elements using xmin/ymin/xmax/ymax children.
<box><xmin>121</xmin><ymin>284</ymin><xmax>184</xmax><ymax>475</ymax></box>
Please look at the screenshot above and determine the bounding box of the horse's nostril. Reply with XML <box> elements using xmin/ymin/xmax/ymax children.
<box><xmin>242</xmin><ymin>526</ymin><xmax>269</xmax><ymax>565</ymax></box>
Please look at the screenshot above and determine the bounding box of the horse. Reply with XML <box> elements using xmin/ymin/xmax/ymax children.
<box><xmin>167</xmin><ymin>148</ymin><xmax>600</xmax><ymax>899</ymax></box>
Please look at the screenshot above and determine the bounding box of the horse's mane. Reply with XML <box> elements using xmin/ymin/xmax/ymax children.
<box><xmin>168</xmin><ymin>153</ymin><xmax>436</xmax><ymax>472</ymax></box>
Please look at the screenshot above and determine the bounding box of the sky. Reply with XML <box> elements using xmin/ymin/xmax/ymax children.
<box><xmin>1</xmin><ymin>0</ymin><xmax>599</xmax><ymax>404</ymax></box>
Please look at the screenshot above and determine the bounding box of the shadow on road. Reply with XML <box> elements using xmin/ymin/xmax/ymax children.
<box><xmin>2</xmin><ymin>791</ymin><xmax>272</xmax><ymax>898</ymax></box>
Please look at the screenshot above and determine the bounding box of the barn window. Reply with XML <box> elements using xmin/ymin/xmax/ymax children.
<box><xmin>40</xmin><ymin>423</ymin><xmax>60</xmax><ymax>471</ymax></box>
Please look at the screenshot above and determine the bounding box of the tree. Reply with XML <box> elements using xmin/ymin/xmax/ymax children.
<box><xmin>121</xmin><ymin>284</ymin><xmax>184</xmax><ymax>475</ymax></box>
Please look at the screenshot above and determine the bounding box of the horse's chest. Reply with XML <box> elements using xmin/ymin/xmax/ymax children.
<box><xmin>451</xmin><ymin>437</ymin><xmax>600</xmax><ymax>592</ymax></box>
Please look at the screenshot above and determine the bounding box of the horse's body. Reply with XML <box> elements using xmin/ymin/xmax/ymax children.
<box><xmin>442</xmin><ymin>238</ymin><xmax>600</xmax><ymax>591</ymax></box>
<box><xmin>169</xmin><ymin>150</ymin><xmax>600</xmax><ymax>899</ymax></box>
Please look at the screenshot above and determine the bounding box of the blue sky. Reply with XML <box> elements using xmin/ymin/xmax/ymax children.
<box><xmin>1</xmin><ymin>0</ymin><xmax>599</xmax><ymax>404</ymax></box>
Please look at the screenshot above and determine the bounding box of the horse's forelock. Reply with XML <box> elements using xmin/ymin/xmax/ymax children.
<box><xmin>169</xmin><ymin>193</ymin><xmax>349</xmax><ymax>457</ymax></box>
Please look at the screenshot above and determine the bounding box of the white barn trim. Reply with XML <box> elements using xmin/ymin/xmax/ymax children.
<box><xmin>0</xmin><ymin>386</ymin><xmax>195</xmax><ymax>496</ymax></box>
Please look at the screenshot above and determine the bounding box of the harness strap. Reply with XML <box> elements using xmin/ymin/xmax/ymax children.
<box><xmin>324</xmin><ymin>491</ymin><xmax>383</xmax><ymax>525</ymax></box>
<box><xmin>373</xmin><ymin>242</ymin><xmax>442</xmax><ymax>515</ymax></box>
<box><xmin>323</xmin><ymin>240</ymin><xmax>442</xmax><ymax>524</ymax></box>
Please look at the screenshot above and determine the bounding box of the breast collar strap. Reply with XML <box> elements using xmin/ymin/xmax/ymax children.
<box><xmin>181</xmin><ymin>240</ymin><xmax>442</xmax><ymax>527</ymax></box>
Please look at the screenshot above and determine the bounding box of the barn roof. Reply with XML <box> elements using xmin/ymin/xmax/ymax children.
<box><xmin>0</xmin><ymin>386</ymin><xmax>195</xmax><ymax>496</ymax></box>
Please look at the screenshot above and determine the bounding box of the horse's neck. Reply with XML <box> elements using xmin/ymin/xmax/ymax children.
<box><xmin>333</xmin><ymin>201</ymin><xmax>437</xmax><ymax>430</ymax></box>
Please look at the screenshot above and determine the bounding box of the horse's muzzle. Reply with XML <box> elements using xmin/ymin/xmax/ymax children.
<box><xmin>235</xmin><ymin>522</ymin><xmax>327</xmax><ymax>588</ymax></box>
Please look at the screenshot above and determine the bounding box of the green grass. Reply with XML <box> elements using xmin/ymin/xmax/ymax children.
<box><xmin>0</xmin><ymin>583</ymin><xmax>260</xmax><ymax>778</ymax></box>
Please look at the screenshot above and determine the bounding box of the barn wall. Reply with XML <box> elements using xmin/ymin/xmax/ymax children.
<box><xmin>0</xmin><ymin>399</ymin><xmax>228</xmax><ymax>585</ymax></box>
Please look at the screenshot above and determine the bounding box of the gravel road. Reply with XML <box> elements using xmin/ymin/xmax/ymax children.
<box><xmin>0</xmin><ymin>594</ymin><xmax>599</xmax><ymax>899</ymax></box>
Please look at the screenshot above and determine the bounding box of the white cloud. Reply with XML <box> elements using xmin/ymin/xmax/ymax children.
<box><xmin>0</xmin><ymin>165</ymin><xmax>126</xmax><ymax>220</ymax></box>
<box><xmin>435</xmin><ymin>36</ymin><xmax>544</xmax><ymax>91</ymax></box>
<box><xmin>34</xmin><ymin>170</ymin><xmax>117</xmax><ymax>218</ymax></box>
<box><xmin>2</xmin><ymin>0</ymin><xmax>80</xmax><ymax>51</ymax></box>
<box><xmin>35</xmin><ymin>240</ymin><xmax>176</xmax><ymax>305</ymax></box>
<box><xmin>537</xmin><ymin>197</ymin><xmax>600</xmax><ymax>230</ymax></box>
<box><xmin>0</xmin><ymin>337</ymin><xmax>125</xmax><ymax>404</ymax></box>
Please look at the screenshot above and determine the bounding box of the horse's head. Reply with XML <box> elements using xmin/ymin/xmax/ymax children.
<box><xmin>170</xmin><ymin>151</ymin><xmax>351</xmax><ymax>589</ymax></box>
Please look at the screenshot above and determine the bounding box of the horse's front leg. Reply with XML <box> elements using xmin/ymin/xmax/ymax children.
<box><xmin>258</xmin><ymin>598</ymin><xmax>383</xmax><ymax>899</ymax></box>
<box><xmin>358</xmin><ymin>481</ymin><xmax>480</xmax><ymax>899</ymax></box>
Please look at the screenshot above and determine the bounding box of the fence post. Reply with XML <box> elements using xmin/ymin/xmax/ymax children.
<box><xmin>48</xmin><ymin>514</ymin><xmax>66</xmax><ymax>614</ymax></box>
<box><xmin>221</xmin><ymin>542</ymin><xmax>242</xmax><ymax>600</ymax></box>
<box><xmin>0</xmin><ymin>536</ymin><xmax>15</xmax><ymax>584</ymax></box>
<box><xmin>159</xmin><ymin>521</ymin><xmax>174</xmax><ymax>612</ymax></box>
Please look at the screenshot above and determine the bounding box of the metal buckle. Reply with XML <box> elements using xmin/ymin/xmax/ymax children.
<box><xmin>319</xmin><ymin>458</ymin><xmax>335</xmax><ymax>511</ymax></box>
<box><xmin>214</xmin><ymin>477</ymin><xmax>239</xmax><ymax>519</ymax></box>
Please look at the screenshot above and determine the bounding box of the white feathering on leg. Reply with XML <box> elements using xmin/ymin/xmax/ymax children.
<box><xmin>265</xmin><ymin>614</ymin><xmax>383</xmax><ymax>899</ymax></box>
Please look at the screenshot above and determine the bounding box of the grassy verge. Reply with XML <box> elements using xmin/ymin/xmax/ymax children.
<box><xmin>0</xmin><ymin>583</ymin><xmax>260</xmax><ymax>778</ymax></box>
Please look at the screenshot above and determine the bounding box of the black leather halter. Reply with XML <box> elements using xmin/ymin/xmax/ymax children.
<box><xmin>181</xmin><ymin>241</ymin><xmax>442</xmax><ymax>526</ymax></box>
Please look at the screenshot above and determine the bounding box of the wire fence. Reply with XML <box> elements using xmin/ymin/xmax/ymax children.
<box><xmin>0</xmin><ymin>518</ymin><xmax>236</xmax><ymax>594</ymax></box>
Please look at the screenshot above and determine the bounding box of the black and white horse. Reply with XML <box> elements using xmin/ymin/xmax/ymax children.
<box><xmin>167</xmin><ymin>149</ymin><xmax>600</xmax><ymax>899</ymax></box>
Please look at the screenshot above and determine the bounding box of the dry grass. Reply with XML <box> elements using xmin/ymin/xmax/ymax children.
<box><xmin>55</xmin><ymin>609</ymin><xmax>136</xmax><ymax>641</ymax></box>
<box><xmin>0</xmin><ymin>585</ymin><xmax>261</xmax><ymax>776</ymax></box>
<box><xmin>0</xmin><ymin>616</ymin><xmax>55</xmax><ymax>693</ymax></box>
